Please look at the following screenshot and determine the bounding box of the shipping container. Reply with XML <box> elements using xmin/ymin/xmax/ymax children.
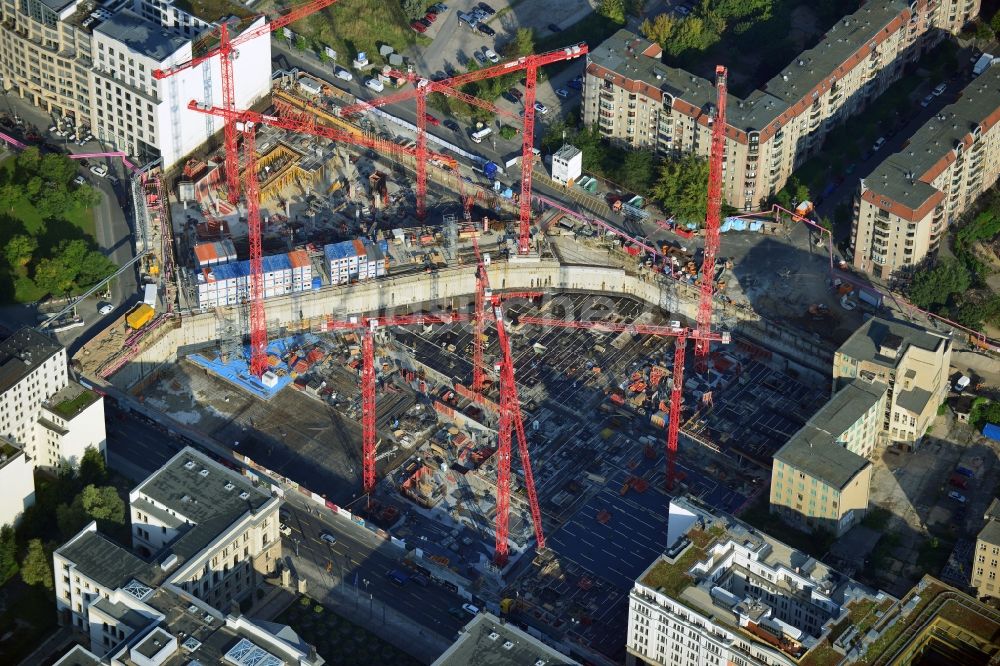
<box><xmin>127</xmin><ymin>304</ymin><xmax>155</xmax><ymax>329</ymax></box>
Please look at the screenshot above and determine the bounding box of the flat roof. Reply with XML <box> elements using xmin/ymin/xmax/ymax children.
<box><xmin>588</xmin><ymin>0</ymin><xmax>908</xmax><ymax>133</ymax></box>
<box><xmin>837</xmin><ymin>317</ymin><xmax>947</xmax><ymax>367</ymax></box>
<box><xmin>45</xmin><ymin>380</ymin><xmax>99</xmax><ymax>420</ymax></box>
<box><xmin>0</xmin><ymin>327</ymin><xmax>62</xmax><ymax>395</ymax></box>
<box><xmin>864</xmin><ymin>65</ymin><xmax>1000</xmax><ymax>209</ymax></box>
<box><xmin>432</xmin><ymin>613</ymin><xmax>578</xmax><ymax>666</ymax></box>
<box><xmin>979</xmin><ymin>519</ymin><xmax>1000</xmax><ymax>547</ymax></box>
<box><xmin>133</xmin><ymin>447</ymin><xmax>273</xmax><ymax>560</ymax></box>
<box><xmin>54</xmin><ymin>645</ymin><xmax>103</xmax><ymax>666</ymax></box>
<box><xmin>57</xmin><ymin>528</ymin><xmax>161</xmax><ymax>590</ymax></box>
<box><xmin>895</xmin><ymin>386</ymin><xmax>932</xmax><ymax>415</ymax></box>
<box><xmin>95</xmin><ymin>9</ymin><xmax>189</xmax><ymax>62</ymax></box>
<box><xmin>774</xmin><ymin>428</ymin><xmax>870</xmax><ymax>490</ymax></box>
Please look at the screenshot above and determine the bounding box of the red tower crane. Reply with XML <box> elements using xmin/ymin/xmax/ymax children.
<box><xmin>516</xmin><ymin>316</ymin><xmax>728</xmax><ymax>490</ymax></box>
<box><xmin>153</xmin><ymin>0</ymin><xmax>340</xmax><ymax>205</ymax></box>
<box><xmin>324</xmin><ymin>313</ymin><xmax>471</xmax><ymax>494</ymax></box>
<box><xmin>338</xmin><ymin>44</ymin><xmax>588</xmax><ymax>252</ymax></box>
<box><xmin>238</xmin><ymin>120</ymin><xmax>269</xmax><ymax>376</ymax></box>
<box><xmin>695</xmin><ymin>66</ymin><xmax>728</xmax><ymax>371</ymax></box>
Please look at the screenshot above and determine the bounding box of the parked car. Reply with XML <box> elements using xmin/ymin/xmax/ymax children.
<box><xmin>279</xmin><ymin>523</ymin><xmax>292</xmax><ymax>536</ymax></box>
<box><xmin>320</xmin><ymin>532</ymin><xmax>337</xmax><ymax>545</ymax></box>
<box><xmin>533</xmin><ymin>101</ymin><xmax>549</xmax><ymax>114</ymax></box>
<box><xmin>425</xmin><ymin>11</ymin><xmax>438</xmax><ymax>22</ymax></box>
<box><xmin>97</xmin><ymin>302</ymin><xmax>114</xmax><ymax>315</ymax></box>
<box><xmin>508</xmin><ymin>87</ymin><xmax>523</xmax><ymax>100</ymax></box>
<box><xmin>477</xmin><ymin>23</ymin><xmax>495</xmax><ymax>36</ymax></box>
<box><xmin>443</xmin><ymin>118</ymin><xmax>460</xmax><ymax>132</ymax></box>
<box><xmin>555</xmin><ymin>88</ymin><xmax>570</xmax><ymax>98</ymax></box>
<box><xmin>431</xmin><ymin>3</ymin><xmax>448</xmax><ymax>12</ymax></box>
<box><xmin>871</xmin><ymin>136</ymin><xmax>886</xmax><ymax>152</ymax></box>
<box><xmin>502</xmin><ymin>91</ymin><xmax>518</xmax><ymax>103</ymax></box>
<box><xmin>484</xmin><ymin>48</ymin><xmax>500</xmax><ymax>63</ymax></box>
<box><xmin>953</xmin><ymin>375</ymin><xmax>971</xmax><ymax>393</ymax></box>
<box><xmin>474</xmin><ymin>51</ymin><xmax>488</xmax><ymax>65</ymax></box>
<box><xmin>73</xmin><ymin>175</ymin><xmax>87</xmax><ymax>186</ymax></box>
<box><xmin>547</xmin><ymin>23</ymin><xmax>562</xmax><ymax>32</ymax></box>
<box><xmin>410</xmin><ymin>20</ymin><xmax>427</xmax><ymax>32</ymax></box>
<box><xmin>932</xmin><ymin>82</ymin><xmax>947</xmax><ymax>96</ymax></box>
<box><xmin>418</xmin><ymin>17</ymin><xmax>432</xmax><ymax>27</ymax></box>
<box><xmin>365</xmin><ymin>78</ymin><xmax>385</xmax><ymax>92</ymax></box>
<box><xmin>336</xmin><ymin>67</ymin><xmax>353</xmax><ymax>81</ymax></box>
<box><xmin>462</xmin><ymin>603</ymin><xmax>480</xmax><ymax>615</ymax></box>
<box><xmin>90</xmin><ymin>164</ymin><xmax>108</xmax><ymax>177</ymax></box>
<box><xmin>920</xmin><ymin>93</ymin><xmax>934</xmax><ymax>108</ymax></box>
<box><xmin>477</xmin><ymin>2</ymin><xmax>495</xmax><ymax>15</ymax></box>
<box><xmin>948</xmin><ymin>491</ymin><xmax>967</xmax><ymax>503</ymax></box>
<box><xmin>424</xmin><ymin>112</ymin><xmax>441</xmax><ymax>126</ymax></box>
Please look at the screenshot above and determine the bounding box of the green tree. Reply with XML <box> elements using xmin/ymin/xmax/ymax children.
<box><xmin>294</xmin><ymin>35</ymin><xmax>308</xmax><ymax>51</ymax></box>
<box><xmin>56</xmin><ymin>499</ymin><xmax>88</xmax><ymax>539</ymax></box>
<box><xmin>907</xmin><ymin>258</ymin><xmax>971</xmax><ymax>309</ymax></box>
<box><xmin>0</xmin><ymin>525</ymin><xmax>17</xmax><ymax>585</ymax></box>
<box><xmin>652</xmin><ymin>153</ymin><xmax>710</xmax><ymax>223</ymax></box>
<box><xmin>79</xmin><ymin>447</ymin><xmax>108</xmax><ymax>487</ymax></box>
<box><xmin>15</xmin><ymin>146</ymin><xmax>41</xmax><ymax>176</ymax></box>
<box><xmin>619</xmin><ymin>149</ymin><xmax>656</xmax><ymax>194</ymax></box>
<box><xmin>598</xmin><ymin>0</ymin><xmax>627</xmax><ymax>24</ymax></box>
<box><xmin>503</xmin><ymin>28</ymin><xmax>536</xmax><ymax>59</ymax></box>
<box><xmin>641</xmin><ymin>13</ymin><xmax>677</xmax><ymax>47</ymax></box>
<box><xmin>39</xmin><ymin>153</ymin><xmax>77</xmax><ymax>186</ymax></box>
<box><xmin>74</xmin><ymin>185</ymin><xmax>101</xmax><ymax>209</ymax></box>
<box><xmin>77</xmin><ymin>250</ymin><xmax>116</xmax><ymax>287</ymax></box>
<box><xmin>402</xmin><ymin>0</ymin><xmax>424</xmax><ymax>20</ymax></box>
<box><xmin>0</xmin><ymin>183</ymin><xmax>20</xmax><ymax>212</ymax></box>
<box><xmin>81</xmin><ymin>485</ymin><xmax>125</xmax><ymax>524</ymax></box>
<box><xmin>992</xmin><ymin>11</ymin><xmax>1000</xmax><ymax>38</ymax></box>
<box><xmin>25</xmin><ymin>176</ymin><xmax>42</xmax><ymax>200</ymax></box>
<box><xmin>35</xmin><ymin>188</ymin><xmax>70</xmax><ymax>220</ymax></box>
<box><xmin>34</xmin><ymin>256</ymin><xmax>75</xmax><ymax>295</ymax></box>
<box><xmin>499</xmin><ymin>125</ymin><xmax>518</xmax><ymax>140</ymax></box>
<box><xmin>20</xmin><ymin>539</ymin><xmax>52</xmax><ymax>589</ymax></box>
<box><xmin>974</xmin><ymin>20</ymin><xmax>993</xmax><ymax>41</ymax></box>
<box><xmin>5</xmin><ymin>235</ymin><xmax>38</xmax><ymax>269</ymax></box>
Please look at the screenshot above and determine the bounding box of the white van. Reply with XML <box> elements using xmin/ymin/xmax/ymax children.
<box><xmin>471</xmin><ymin>127</ymin><xmax>492</xmax><ymax>143</ymax></box>
<box><xmin>365</xmin><ymin>78</ymin><xmax>384</xmax><ymax>92</ymax></box>
<box><xmin>336</xmin><ymin>68</ymin><xmax>353</xmax><ymax>82</ymax></box>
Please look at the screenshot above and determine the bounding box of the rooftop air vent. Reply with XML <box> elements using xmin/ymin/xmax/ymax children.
<box><xmin>239</xmin><ymin>491</ymin><xmax>250</xmax><ymax>500</ymax></box>
<box><xmin>502</xmin><ymin>641</ymin><xmax>514</xmax><ymax>650</ymax></box>
<box><xmin>184</xmin><ymin>460</ymin><xmax>196</xmax><ymax>470</ymax></box>
<box><xmin>182</xmin><ymin>636</ymin><xmax>201</xmax><ymax>651</ymax></box>
<box><xmin>535</xmin><ymin>661</ymin><xmax>547</xmax><ymax>666</ymax></box>
<box><xmin>224</xmin><ymin>482</ymin><xmax>235</xmax><ymax>491</ymax></box>
<box><xmin>188</xmin><ymin>604</ymin><xmax>199</xmax><ymax>613</ymax></box>
<box><xmin>181</xmin><ymin>495</ymin><xmax>192</xmax><ymax>503</ymax></box>
<box><xmin>204</xmin><ymin>613</ymin><xmax>214</xmax><ymax>623</ymax></box>
<box><xmin>488</xmin><ymin>632</ymin><xmax>500</xmax><ymax>641</ymax></box>
<box><xmin>199</xmin><ymin>468</ymin><xmax>209</xmax><ymax>477</ymax></box>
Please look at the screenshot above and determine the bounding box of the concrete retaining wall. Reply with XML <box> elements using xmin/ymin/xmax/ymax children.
<box><xmin>106</xmin><ymin>259</ymin><xmax>834</xmax><ymax>388</ymax></box>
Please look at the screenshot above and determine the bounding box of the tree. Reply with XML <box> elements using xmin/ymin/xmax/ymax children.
<box><xmin>598</xmin><ymin>0</ymin><xmax>627</xmax><ymax>24</ymax></box>
<box><xmin>5</xmin><ymin>235</ymin><xmax>38</xmax><ymax>269</ymax></box>
<box><xmin>20</xmin><ymin>539</ymin><xmax>52</xmax><ymax>589</ymax></box>
<box><xmin>56</xmin><ymin>499</ymin><xmax>88</xmax><ymax>539</ymax></box>
<box><xmin>34</xmin><ymin>256</ymin><xmax>76</xmax><ymax>295</ymax></box>
<box><xmin>907</xmin><ymin>258</ymin><xmax>971</xmax><ymax>309</ymax></box>
<box><xmin>992</xmin><ymin>11</ymin><xmax>1000</xmax><ymax>38</ymax></box>
<box><xmin>504</xmin><ymin>28</ymin><xmax>536</xmax><ymax>60</ymax></box>
<box><xmin>79</xmin><ymin>447</ymin><xmax>108</xmax><ymax>487</ymax></box>
<box><xmin>294</xmin><ymin>35</ymin><xmax>308</xmax><ymax>51</ymax></box>
<box><xmin>499</xmin><ymin>125</ymin><xmax>518</xmax><ymax>140</ymax></box>
<box><xmin>974</xmin><ymin>20</ymin><xmax>993</xmax><ymax>41</ymax></box>
<box><xmin>0</xmin><ymin>525</ymin><xmax>17</xmax><ymax>585</ymax></box>
<box><xmin>0</xmin><ymin>183</ymin><xmax>20</xmax><ymax>212</ymax></box>
<box><xmin>651</xmin><ymin>153</ymin><xmax>710</xmax><ymax>223</ymax></box>
<box><xmin>619</xmin><ymin>149</ymin><xmax>656</xmax><ymax>194</ymax></box>
<box><xmin>39</xmin><ymin>153</ymin><xmax>77</xmax><ymax>186</ymax></box>
<box><xmin>15</xmin><ymin>146</ymin><xmax>41</xmax><ymax>177</ymax></box>
<box><xmin>402</xmin><ymin>0</ymin><xmax>424</xmax><ymax>20</ymax></box>
<box><xmin>81</xmin><ymin>485</ymin><xmax>125</xmax><ymax>524</ymax></box>
<box><xmin>641</xmin><ymin>13</ymin><xmax>677</xmax><ymax>47</ymax></box>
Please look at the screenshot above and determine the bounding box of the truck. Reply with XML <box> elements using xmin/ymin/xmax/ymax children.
<box><xmin>973</xmin><ymin>53</ymin><xmax>995</xmax><ymax>76</ymax></box>
<box><xmin>126</xmin><ymin>304</ymin><xmax>155</xmax><ymax>330</ymax></box>
<box><xmin>471</xmin><ymin>127</ymin><xmax>492</xmax><ymax>143</ymax></box>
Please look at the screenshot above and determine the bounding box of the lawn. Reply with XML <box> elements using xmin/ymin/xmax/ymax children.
<box><xmin>276</xmin><ymin>595</ymin><xmax>421</xmax><ymax>665</ymax></box>
<box><xmin>0</xmin><ymin>158</ymin><xmax>95</xmax><ymax>239</ymax></box>
<box><xmin>264</xmin><ymin>0</ymin><xmax>425</xmax><ymax>65</ymax></box>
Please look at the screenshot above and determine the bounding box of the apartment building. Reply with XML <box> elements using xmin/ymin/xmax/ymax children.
<box><xmin>54</xmin><ymin>447</ymin><xmax>281</xmax><ymax>640</ymax></box>
<box><xmin>851</xmin><ymin>66</ymin><xmax>1000</xmax><ymax>278</ymax></box>
<box><xmin>834</xmin><ymin>317</ymin><xmax>952</xmax><ymax>450</ymax></box>
<box><xmin>971</xmin><ymin>498</ymin><xmax>1000</xmax><ymax>599</ymax></box>
<box><xmin>0</xmin><ymin>0</ymin><xmax>271</xmax><ymax>170</ymax></box>
<box><xmin>0</xmin><ymin>327</ymin><xmax>105</xmax><ymax>470</ymax></box>
<box><xmin>583</xmin><ymin>0</ymin><xmax>974</xmax><ymax>211</ymax></box>
<box><xmin>627</xmin><ymin>498</ymin><xmax>891</xmax><ymax>666</ymax></box>
<box><xmin>0</xmin><ymin>439</ymin><xmax>35</xmax><ymax>527</ymax></box>
<box><xmin>769</xmin><ymin>381</ymin><xmax>879</xmax><ymax>536</ymax></box>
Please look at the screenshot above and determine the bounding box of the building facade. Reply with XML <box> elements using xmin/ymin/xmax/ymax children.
<box><xmin>583</xmin><ymin>0</ymin><xmax>974</xmax><ymax>211</ymax></box>
<box><xmin>834</xmin><ymin>317</ymin><xmax>952</xmax><ymax>451</ymax></box>
<box><xmin>851</xmin><ymin>66</ymin><xmax>1000</xmax><ymax>278</ymax></box>
<box><xmin>324</xmin><ymin>238</ymin><xmax>388</xmax><ymax>286</ymax></box>
<box><xmin>0</xmin><ymin>439</ymin><xmax>35</xmax><ymax>527</ymax></box>
<box><xmin>971</xmin><ymin>498</ymin><xmax>1000</xmax><ymax>599</ymax></box>
<box><xmin>0</xmin><ymin>327</ymin><xmax>105</xmax><ymax>470</ymax></box>
<box><xmin>0</xmin><ymin>0</ymin><xmax>271</xmax><ymax>170</ymax></box>
<box><xmin>195</xmin><ymin>251</ymin><xmax>313</xmax><ymax>308</ymax></box>
<box><xmin>54</xmin><ymin>447</ymin><xmax>281</xmax><ymax>638</ymax></box>
<box><xmin>627</xmin><ymin>498</ymin><xmax>891</xmax><ymax>666</ymax></box>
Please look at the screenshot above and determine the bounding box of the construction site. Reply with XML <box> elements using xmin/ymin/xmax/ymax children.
<box><xmin>48</xmin><ymin>4</ymin><xmax>877</xmax><ymax>660</ymax></box>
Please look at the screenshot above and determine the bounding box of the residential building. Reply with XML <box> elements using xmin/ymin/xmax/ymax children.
<box><xmin>195</xmin><ymin>252</ymin><xmax>313</xmax><ymax>308</ymax></box>
<box><xmin>0</xmin><ymin>0</ymin><xmax>272</xmax><ymax>170</ymax></box>
<box><xmin>851</xmin><ymin>65</ymin><xmax>1000</xmax><ymax>277</ymax></box>
<box><xmin>834</xmin><ymin>317</ymin><xmax>952</xmax><ymax>450</ymax></box>
<box><xmin>550</xmin><ymin>144</ymin><xmax>583</xmax><ymax>185</ymax></box>
<box><xmin>0</xmin><ymin>438</ymin><xmax>35</xmax><ymax>527</ymax></box>
<box><xmin>324</xmin><ymin>238</ymin><xmax>388</xmax><ymax>286</ymax></box>
<box><xmin>53</xmin><ymin>446</ymin><xmax>281</xmax><ymax>638</ymax></box>
<box><xmin>971</xmin><ymin>497</ymin><xmax>1000</xmax><ymax>599</ymax></box>
<box><xmin>627</xmin><ymin>497</ymin><xmax>892</xmax><ymax>666</ymax></box>
<box><xmin>432</xmin><ymin>612</ymin><xmax>579</xmax><ymax>666</ymax></box>
<box><xmin>0</xmin><ymin>327</ymin><xmax>106</xmax><ymax>470</ymax></box>
<box><xmin>51</xmin><ymin>585</ymin><xmax>323</xmax><ymax>666</ymax></box>
<box><xmin>583</xmin><ymin>0</ymin><xmax>974</xmax><ymax>211</ymax></box>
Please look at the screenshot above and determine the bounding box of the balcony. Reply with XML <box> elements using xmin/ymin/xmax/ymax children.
<box><xmin>600</xmin><ymin>89</ymin><xmax>615</xmax><ymax>102</ymax></box>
